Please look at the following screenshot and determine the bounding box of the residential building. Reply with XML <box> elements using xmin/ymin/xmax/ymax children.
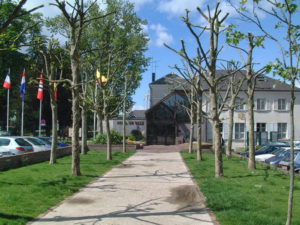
<box><xmin>147</xmin><ymin>72</ymin><xmax>300</xmax><ymax>148</ymax></box>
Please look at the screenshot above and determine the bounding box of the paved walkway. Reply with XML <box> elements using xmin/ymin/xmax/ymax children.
<box><xmin>29</xmin><ymin>146</ymin><xmax>216</xmax><ymax>225</ymax></box>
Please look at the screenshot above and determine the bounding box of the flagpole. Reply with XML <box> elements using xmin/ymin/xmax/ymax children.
<box><xmin>21</xmin><ymin>100</ymin><xmax>24</xmax><ymax>136</ymax></box>
<box><xmin>6</xmin><ymin>89</ymin><xmax>9</xmax><ymax>132</ymax></box>
<box><xmin>39</xmin><ymin>100</ymin><xmax>42</xmax><ymax>136</ymax></box>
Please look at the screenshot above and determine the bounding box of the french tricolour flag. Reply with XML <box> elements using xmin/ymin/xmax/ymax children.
<box><xmin>3</xmin><ymin>69</ymin><xmax>11</xmax><ymax>89</ymax></box>
<box><xmin>20</xmin><ymin>69</ymin><xmax>26</xmax><ymax>101</ymax></box>
<box><xmin>37</xmin><ymin>73</ymin><xmax>43</xmax><ymax>101</ymax></box>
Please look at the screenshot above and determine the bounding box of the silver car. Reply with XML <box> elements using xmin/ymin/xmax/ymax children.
<box><xmin>23</xmin><ymin>137</ymin><xmax>51</xmax><ymax>152</ymax></box>
<box><xmin>0</xmin><ymin>137</ymin><xmax>33</xmax><ymax>155</ymax></box>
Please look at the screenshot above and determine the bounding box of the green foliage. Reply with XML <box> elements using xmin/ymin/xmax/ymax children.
<box><xmin>128</xmin><ymin>129</ymin><xmax>143</xmax><ymax>141</ymax></box>
<box><xmin>182</xmin><ymin>152</ymin><xmax>300</xmax><ymax>225</ymax></box>
<box><xmin>0</xmin><ymin>151</ymin><xmax>134</xmax><ymax>225</ymax></box>
<box><xmin>95</xmin><ymin>130</ymin><xmax>123</xmax><ymax>144</ymax></box>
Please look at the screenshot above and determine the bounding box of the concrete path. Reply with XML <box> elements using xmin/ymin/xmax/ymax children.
<box><xmin>29</xmin><ymin>146</ymin><xmax>216</xmax><ymax>225</ymax></box>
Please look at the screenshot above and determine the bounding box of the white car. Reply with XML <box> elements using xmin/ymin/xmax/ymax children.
<box><xmin>0</xmin><ymin>147</ymin><xmax>13</xmax><ymax>157</ymax></box>
<box><xmin>255</xmin><ymin>147</ymin><xmax>288</xmax><ymax>162</ymax></box>
<box><xmin>23</xmin><ymin>137</ymin><xmax>50</xmax><ymax>152</ymax></box>
<box><xmin>0</xmin><ymin>136</ymin><xmax>33</xmax><ymax>155</ymax></box>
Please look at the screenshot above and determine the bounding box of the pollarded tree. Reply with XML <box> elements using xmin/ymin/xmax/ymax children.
<box><xmin>48</xmin><ymin>0</ymin><xmax>112</xmax><ymax>175</ymax></box>
<box><xmin>166</xmin><ymin>3</ymin><xmax>231</xmax><ymax>177</ymax></box>
<box><xmin>87</xmin><ymin>0</ymin><xmax>148</xmax><ymax>159</ymax></box>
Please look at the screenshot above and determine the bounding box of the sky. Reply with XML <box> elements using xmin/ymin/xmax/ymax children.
<box><xmin>24</xmin><ymin>0</ymin><xmax>300</xmax><ymax>111</ymax></box>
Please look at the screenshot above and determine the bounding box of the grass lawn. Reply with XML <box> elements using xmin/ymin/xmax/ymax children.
<box><xmin>182</xmin><ymin>152</ymin><xmax>300</xmax><ymax>225</ymax></box>
<box><xmin>0</xmin><ymin>150</ymin><xmax>135</xmax><ymax>225</ymax></box>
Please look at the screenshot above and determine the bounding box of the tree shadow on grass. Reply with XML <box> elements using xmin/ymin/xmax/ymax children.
<box><xmin>0</xmin><ymin>212</ymin><xmax>34</xmax><ymax>221</ymax></box>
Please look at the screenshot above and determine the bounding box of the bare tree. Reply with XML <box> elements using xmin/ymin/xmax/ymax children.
<box><xmin>166</xmin><ymin>3</ymin><xmax>230</xmax><ymax>177</ymax></box>
<box><xmin>38</xmin><ymin>38</ymin><xmax>64</xmax><ymax>164</ymax></box>
<box><xmin>224</xmin><ymin>63</ymin><xmax>245</xmax><ymax>158</ymax></box>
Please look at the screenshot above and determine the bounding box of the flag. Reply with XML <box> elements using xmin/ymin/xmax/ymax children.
<box><xmin>54</xmin><ymin>82</ymin><xmax>58</xmax><ymax>101</ymax></box>
<box><xmin>20</xmin><ymin>69</ymin><xmax>26</xmax><ymax>101</ymax></box>
<box><xmin>37</xmin><ymin>73</ymin><xmax>43</xmax><ymax>101</ymax></box>
<box><xmin>3</xmin><ymin>69</ymin><xmax>11</xmax><ymax>89</ymax></box>
<box><xmin>96</xmin><ymin>69</ymin><xmax>107</xmax><ymax>84</ymax></box>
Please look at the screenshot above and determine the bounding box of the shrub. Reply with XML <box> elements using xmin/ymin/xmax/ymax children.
<box><xmin>130</xmin><ymin>129</ymin><xmax>143</xmax><ymax>141</ymax></box>
<box><xmin>94</xmin><ymin>130</ymin><xmax>122</xmax><ymax>144</ymax></box>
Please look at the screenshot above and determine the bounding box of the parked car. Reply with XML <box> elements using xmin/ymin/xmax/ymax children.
<box><xmin>241</xmin><ymin>142</ymin><xmax>289</xmax><ymax>157</ymax></box>
<box><xmin>255</xmin><ymin>147</ymin><xmax>288</xmax><ymax>162</ymax></box>
<box><xmin>0</xmin><ymin>147</ymin><xmax>13</xmax><ymax>157</ymax></box>
<box><xmin>0</xmin><ymin>136</ymin><xmax>33</xmax><ymax>155</ymax></box>
<box><xmin>266</xmin><ymin>149</ymin><xmax>292</xmax><ymax>166</ymax></box>
<box><xmin>278</xmin><ymin>150</ymin><xmax>300</xmax><ymax>170</ymax></box>
<box><xmin>39</xmin><ymin>137</ymin><xmax>69</xmax><ymax>147</ymax></box>
<box><xmin>22</xmin><ymin>137</ymin><xmax>50</xmax><ymax>152</ymax></box>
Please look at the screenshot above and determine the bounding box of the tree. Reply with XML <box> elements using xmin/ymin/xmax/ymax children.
<box><xmin>87</xmin><ymin>0</ymin><xmax>148</xmax><ymax>159</ymax></box>
<box><xmin>226</xmin><ymin>25</ymin><xmax>267</xmax><ymax>168</ymax></box>
<box><xmin>229</xmin><ymin>0</ymin><xmax>299</xmax><ymax>223</ymax></box>
<box><xmin>224</xmin><ymin>62</ymin><xmax>245</xmax><ymax>158</ymax></box>
<box><xmin>166</xmin><ymin>3</ymin><xmax>230</xmax><ymax>177</ymax></box>
<box><xmin>0</xmin><ymin>0</ymin><xmax>43</xmax><ymax>52</ymax></box>
<box><xmin>37</xmin><ymin>38</ymin><xmax>65</xmax><ymax>164</ymax></box>
<box><xmin>49</xmin><ymin>0</ymin><xmax>110</xmax><ymax>175</ymax></box>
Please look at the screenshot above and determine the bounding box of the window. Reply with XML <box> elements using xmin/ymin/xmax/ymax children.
<box><xmin>256</xmin><ymin>123</ymin><xmax>266</xmax><ymax>132</ymax></box>
<box><xmin>256</xmin><ymin>98</ymin><xmax>265</xmax><ymax>110</ymax></box>
<box><xmin>235</xmin><ymin>123</ymin><xmax>245</xmax><ymax>139</ymax></box>
<box><xmin>278</xmin><ymin>123</ymin><xmax>287</xmax><ymax>139</ymax></box>
<box><xmin>278</xmin><ymin>99</ymin><xmax>286</xmax><ymax>110</ymax></box>
<box><xmin>235</xmin><ymin>98</ymin><xmax>244</xmax><ymax>110</ymax></box>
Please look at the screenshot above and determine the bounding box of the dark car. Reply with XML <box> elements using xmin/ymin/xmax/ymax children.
<box><xmin>38</xmin><ymin>137</ymin><xmax>69</xmax><ymax>148</ymax></box>
<box><xmin>265</xmin><ymin>148</ymin><xmax>291</xmax><ymax>166</ymax></box>
<box><xmin>241</xmin><ymin>142</ymin><xmax>289</xmax><ymax>157</ymax></box>
<box><xmin>279</xmin><ymin>151</ymin><xmax>300</xmax><ymax>170</ymax></box>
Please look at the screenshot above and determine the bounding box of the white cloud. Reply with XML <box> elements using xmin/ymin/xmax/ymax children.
<box><xmin>158</xmin><ymin>0</ymin><xmax>206</xmax><ymax>16</ymax></box>
<box><xmin>130</xmin><ymin>0</ymin><xmax>153</xmax><ymax>11</ymax></box>
<box><xmin>150</xmin><ymin>24</ymin><xmax>173</xmax><ymax>47</ymax></box>
<box><xmin>132</xmin><ymin>105</ymin><xmax>146</xmax><ymax>110</ymax></box>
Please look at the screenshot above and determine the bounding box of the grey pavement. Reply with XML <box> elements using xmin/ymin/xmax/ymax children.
<box><xmin>29</xmin><ymin>146</ymin><xmax>217</xmax><ymax>225</ymax></box>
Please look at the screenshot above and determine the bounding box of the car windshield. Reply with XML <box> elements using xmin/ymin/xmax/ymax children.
<box><xmin>0</xmin><ymin>139</ymin><xmax>10</xmax><ymax>146</ymax></box>
<box><xmin>15</xmin><ymin>138</ymin><xmax>32</xmax><ymax>146</ymax></box>
<box><xmin>256</xmin><ymin>146</ymin><xmax>269</xmax><ymax>152</ymax></box>
<box><xmin>26</xmin><ymin>138</ymin><xmax>45</xmax><ymax>146</ymax></box>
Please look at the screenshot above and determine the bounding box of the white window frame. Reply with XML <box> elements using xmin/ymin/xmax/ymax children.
<box><xmin>256</xmin><ymin>98</ymin><xmax>266</xmax><ymax>110</ymax></box>
<box><xmin>278</xmin><ymin>98</ymin><xmax>286</xmax><ymax>110</ymax></box>
<box><xmin>235</xmin><ymin>123</ymin><xmax>245</xmax><ymax>139</ymax></box>
<box><xmin>278</xmin><ymin>123</ymin><xmax>287</xmax><ymax>139</ymax></box>
<box><xmin>235</xmin><ymin>98</ymin><xmax>244</xmax><ymax>111</ymax></box>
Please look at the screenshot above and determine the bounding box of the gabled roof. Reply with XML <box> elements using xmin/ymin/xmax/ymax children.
<box><xmin>150</xmin><ymin>71</ymin><xmax>300</xmax><ymax>92</ymax></box>
<box><xmin>150</xmin><ymin>73</ymin><xmax>185</xmax><ymax>85</ymax></box>
<box><xmin>128</xmin><ymin>110</ymin><xmax>146</xmax><ymax>119</ymax></box>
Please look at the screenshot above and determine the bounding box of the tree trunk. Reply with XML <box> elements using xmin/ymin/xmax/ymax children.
<box><xmin>122</xmin><ymin>76</ymin><xmax>127</xmax><ymax>153</ymax></box>
<box><xmin>286</xmin><ymin>79</ymin><xmax>295</xmax><ymax>225</ymax></box>
<box><xmin>97</xmin><ymin>111</ymin><xmax>103</xmax><ymax>134</ymax></box>
<box><xmin>248</xmin><ymin>91</ymin><xmax>255</xmax><ymax>169</ymax></box>
<box><xmin>70</xmin><ymin>35</ymin><xmax>81</xmax><ymax>176</ymax></box>
<box><xmin>188</xmin><ymin>88</ymin><xmax>195</xmax><ymax>153</ymax></box>
<box><xmin>105</xmin><ymin>115</ymin><xmax>112</xmax><ymax>160</ymax></box>
<box><xmin>189</xmin><ymin>112</ymin><xmax>194</xmax><ymax>154</ymax></box>
<box><xmin>49</xmin><ymin>82</ymin><xmax>58</xmax><ymax>164</ymax></box>
<box><xmin>226</xmin><ymin>107</ymin><xmax>234</xmax><ymax>158</ymax></box>
<box><xmin>103</xmin><ymin>88</ymin><xmax>112</xmax><ymax>160</ymax></box>
<box><xmin>196</xmin><ymin>95</ymin><xmax>202</xmax><ymax>161</ymax></box>
<box><xmin>81</xmin><ymin>104</ymin><xmax>89</xmax><ymax>154</ymax></box>
<box><xmin>246</xmin><ymin>33</ymin><xmax>256</xmax><ymax>170</ymax></box>
<box><xmin>211</xmin><ymin>89</ymin><xmax>223</xmax><ymax>177</ymax></box>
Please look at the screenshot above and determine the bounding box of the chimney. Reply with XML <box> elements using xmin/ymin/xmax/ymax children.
<box><xmin>152</xmin><ymin>72</ymin><xmax>156</xmax><ymax>82</ymax></box>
